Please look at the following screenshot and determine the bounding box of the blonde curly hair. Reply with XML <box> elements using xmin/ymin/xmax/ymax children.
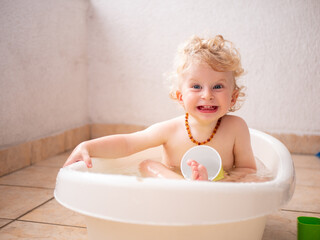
<box><xmin>169</xmin><ymin>35</ymin><xmax>245</xmax><ymax>112</ymax></box>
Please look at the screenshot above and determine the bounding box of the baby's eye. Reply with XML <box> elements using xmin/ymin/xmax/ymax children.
<box><xmin>213</xmin><ymin>84</ymin><xmax>223</xmax><ymax>89</ymax></box>
<box><xmin>192</xmin><ymin>84</ymin><xmax>202</xmax><ymax>89</ymax></box>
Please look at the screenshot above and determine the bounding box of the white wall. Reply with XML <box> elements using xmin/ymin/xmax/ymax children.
<box><xmin>1</xmin><ymin>0</ymin><xmax>319</xmax><ymax>150</ymax></box>
<box><xmin>0</xmin><ymin>0</ymin><xmax>89</xmax><ymax>148</ymax></box>
<box><xmin>88</xmin><ymin>0</ymin><xmax>320</xmax><ymax>135</ymax></box>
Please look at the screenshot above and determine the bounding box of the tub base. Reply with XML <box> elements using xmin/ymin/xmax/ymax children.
<box><xmin>86</xmin><ymin>216</ymin><xmax>267</xmax><ymax>240</ymax></box>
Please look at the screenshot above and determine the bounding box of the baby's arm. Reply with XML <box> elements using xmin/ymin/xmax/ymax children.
<box><xmin>232</xmin><ymin>117</ymin><xmax>256</xmax><ymax>171</ymax></box>
<box><xmin>63</xmin><ymin>121</ymin><xmax>169</xmax><ymax>168</ymax></box>
<box><xmin>218</xmin><ymin>117</ymin><xmax>256</xmax><ymax>182</ymax></box>
<box><xmin>220</xmin><ymin>116</ymin><xmax>261</xmax><ymax>182</ymax></box>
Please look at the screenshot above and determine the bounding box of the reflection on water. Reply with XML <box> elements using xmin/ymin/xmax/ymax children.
<box><xmin>93</xmin><ymin>156</ymin><xmax>274</xmax><ymax>183</ymax></box>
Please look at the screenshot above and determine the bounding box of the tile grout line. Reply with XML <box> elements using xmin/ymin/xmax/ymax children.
<box><xmin>0</xmin><ymin>218</ymin><xmax>14</xmax><ymax>221</ymax></box>
<box><xmin>0</xmin><ymin>197</ymin><xmax>69</xmax><ymax>230</ymax></box>
<box><xmin>0</xmin><ymin>165</ymin><xmax>31</xmax><ymax>178</ymax></box>
<box><xmin>0</xmin><ymin>197</ymin><xmax>55</xmax><ymax>231</ymax></box>
<box><xmin>16</xmin><ymin>219</ymin><xmax>87</xmax><ymax>229</ymax></box>
<box><xmin>294</xmin><ymin>166</ymin><xmax>320</xmax><ymax>171</ymax></box>
<box><xmin>17</xmin><ymin>197</ymin><xmax>55</xmax><ymax>221</ymax></box>
<box><xmin>32</xmin><ymin>165</ymin><xmax>64</xmax><ymax>169</ymax></box>
<box><xmin>0</xmin><ymin>183</ymin><xmax>54</xmax><ymax>190</ymax></box>
<box><xmin>0</xmin><ymin>219</ymin><xmax>15</xmax><ymax>230</ymax></box>
<box><xmin>281</xmin><ymin>209</ymin><xmax>320</xmax><ymax>215</ymax></box>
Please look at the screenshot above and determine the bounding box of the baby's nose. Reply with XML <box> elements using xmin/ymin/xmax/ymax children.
<box><xmin>202</xmin><ymin>89</ymin><xmax>214</xmax><ymax>100</ymax></box>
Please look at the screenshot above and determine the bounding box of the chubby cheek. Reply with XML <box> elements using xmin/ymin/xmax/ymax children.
<box><xmin>183</xmin><ymin>91</ymin><xmax>199</xmax><ymax>102</ymax></box>
<box><xmin>179</xmin><ymin>94</ymin><xmax>196</xmax><ymax>111</ymax></box>
<box><xmin>225</xmin><ymin>95</ymin><xmax>234</xmax><ymax>109</ymax></box>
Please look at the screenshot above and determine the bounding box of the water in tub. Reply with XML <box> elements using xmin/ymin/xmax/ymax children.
<box><xmin>87</xmin><ymin>147</ymin><xmax>274</xmax><ymax>182</ymax></box>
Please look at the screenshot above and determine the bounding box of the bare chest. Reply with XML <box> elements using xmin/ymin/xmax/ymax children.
<box><xmin>162</xmin><ymin>128</ymin><xmax>235</xmax><ymax>171</ymax></box>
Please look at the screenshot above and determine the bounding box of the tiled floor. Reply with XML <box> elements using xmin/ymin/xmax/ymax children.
<box><xmin>0</xmin><ymin>152</ymin><xmax>319</xmax><ymax>239</ymax></box>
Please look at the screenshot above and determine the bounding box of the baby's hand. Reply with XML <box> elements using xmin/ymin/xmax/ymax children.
<box><xmin>187</xmin><ymin>159</ymin><xmax>208</xmax><ymax>181</ymax></box>
<box><xmin>63</xmin><ymin>142</ymin><xmax>92</xmax><ymax>168</ymax></box>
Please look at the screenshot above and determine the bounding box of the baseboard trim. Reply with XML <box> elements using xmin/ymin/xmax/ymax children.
<box><xmin>267</xmin><ymin>132</ymin><xmax>320</xmax><ymax>155</ymax></box>
<box><xmin>0</xmin><ymin>125</ymin><xmax>90</xmax><ymax>177</ymax></box>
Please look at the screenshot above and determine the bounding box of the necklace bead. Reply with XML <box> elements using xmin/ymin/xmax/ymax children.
<box><xmin>185</xmin><ymin>113</ymin><xmax>221</xmax><ymax>145</ymax></box>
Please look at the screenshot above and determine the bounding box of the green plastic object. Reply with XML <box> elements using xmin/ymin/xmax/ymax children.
<box><xmin>297</xmin><ymin>216</ymin><xmax>320</xmax><ymax>240</ymax></box>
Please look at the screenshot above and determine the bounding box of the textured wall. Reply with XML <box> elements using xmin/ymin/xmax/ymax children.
<box><xmin>0</xmin><ymin>0</ymin><xmax>89</xmax><ymax>148</ymax></box>
<box><xmin>1</xmin><ymin>0</ymin><xmax>319</xmax><ymax>151</ymax></box>
<box><xmin>88</xmin><ymin>0</ymin><xmax>320</xmax><ymax>135</ymax></box>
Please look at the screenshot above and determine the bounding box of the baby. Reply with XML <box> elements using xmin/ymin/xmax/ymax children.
<box><xmin>64</xmin><ymin>35</ymin><xmax>258</xmax><ymax>182</ymax></box>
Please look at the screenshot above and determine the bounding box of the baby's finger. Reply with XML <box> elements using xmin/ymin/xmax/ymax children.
<box><xmin>82</xmin><ymin>151</ymin><xmax>92</xmax><ymax>168</ymax></box>
<box><xmin>63</xmin><ymin>156</ymin><xmax>77</xmax><ymax>167</ymax></box>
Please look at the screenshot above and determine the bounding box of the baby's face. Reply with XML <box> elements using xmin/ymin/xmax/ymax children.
<box><xmin>177</xmin><ymin>63</ymin><xmax>237</xmax><ymax>123</ymax></box>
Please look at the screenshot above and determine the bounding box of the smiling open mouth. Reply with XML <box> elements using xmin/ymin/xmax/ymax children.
<box><xmin>197</xmin><ymin>106</ymin><xmax>218</xmax><ymax>112</ymax></box>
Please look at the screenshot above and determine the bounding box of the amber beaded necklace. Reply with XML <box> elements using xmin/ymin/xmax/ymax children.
<box><xmin>185</xmin><ymin>113</ymin><xmax>221</xmax><ymax>145</ymax></box>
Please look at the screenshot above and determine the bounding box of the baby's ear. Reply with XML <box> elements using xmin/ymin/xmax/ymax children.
<box><xmin>231</xmin><ymin>89</ymin><xmax>239</xmax><ymax>106</ymax></box>
<box><xmin>176</xmin><ymin>91</ymin><xmax>184</xmax><ymax>105</ymax></box>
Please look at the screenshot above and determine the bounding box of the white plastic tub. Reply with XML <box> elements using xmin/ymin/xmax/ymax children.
<box><xmin>54</xmin><ymin>129</ymin><xmax>295</xmax><ymax>240</ymax></box>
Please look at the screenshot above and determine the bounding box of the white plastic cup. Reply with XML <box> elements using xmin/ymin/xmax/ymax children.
<box><xmin>180</xmin><ymin>145</ymin><xmax>222</xmax><ymax>181</ymax></box>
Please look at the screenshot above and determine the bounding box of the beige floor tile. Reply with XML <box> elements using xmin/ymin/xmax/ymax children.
<box><xmin>0</xmin><ymin>166</ymin><xmax>60</xmax><ymax>189</ymax></box>
<box><xmin>262</xmin><ymin>210</ymin><xmax>320</xmax><ymax>240</ymax></box>
<box><xmin>283</xmin><ymin>185</ymin><xmax>320</xmax><ymax>213</ymax></box>
<box><xmin>0</xmin><ymin>220</ymin><xmax>87</xmax><ymax>240</ymax></box>
<box><xmin>0</xmin><ymin>219</ymin><xmax>12</xmax><ymax>228</ymax></box>
<box><xmin>0</xmin><ymin>186</ymin><xmax>53</xmax><ymax>219</ymax></box>
<box><xmin>295</xmin><ymin>167</ymin><xmax>320</xmax><ymax>187</ymax></box>
<box><xmin>34</xmin><ymin>151</ymin><xmax>71</xmax><ymax>168</ymax></box>
<box><xmin>292</xmin><ymin>154</ymin><xmax>320</xmax><ymax>169</ymax></box>
<box><xmin>20</xmin><ymin>199</ymin><xmax>86</xmax><ymax>228</ymax></box>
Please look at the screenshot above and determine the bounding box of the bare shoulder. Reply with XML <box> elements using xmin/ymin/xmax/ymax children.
<box><xmin>221</xmin><ymin>115</ymin><xmax>249</xmax><ymax>132</ymax></box>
